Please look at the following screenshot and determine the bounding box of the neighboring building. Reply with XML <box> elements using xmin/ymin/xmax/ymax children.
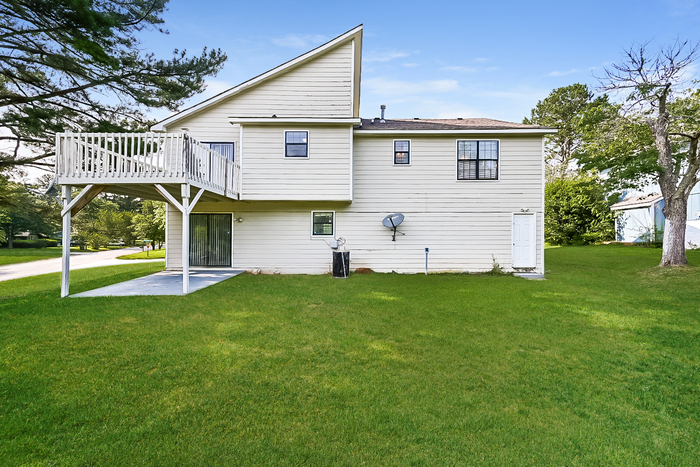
<box><xmin>611</xmin><ymin>193</ymin><xmax>665</xmax><ymax>243</ymax></box>
<box><xmin>55</xmin><ymin>25</ymin><xmax>553</xmax><ymax>295</ymax></box>
<box><xmin>611</xmin><ymin>185</ymin><xmax>700</xmax><ymax>247</ymax></box>
<box><xmin>13</xmin><ymin>231</ymin><xmax>39</xmax><ymax>241</ymax></box>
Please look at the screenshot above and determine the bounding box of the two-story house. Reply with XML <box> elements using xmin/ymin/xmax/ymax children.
<box><xmin>55</xmin><ymin>25</ymin><xmax>553</xmax><ymax>296</ymax></box>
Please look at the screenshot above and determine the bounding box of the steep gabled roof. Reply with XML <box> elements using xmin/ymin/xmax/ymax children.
<box><xmin>610</xmin><ymin>193</ymin><xmax>664</xmax><ymax>210</ymax></box>
<box><xmin>152</xmin><ymin>25</ymin><xmax>363</xmax><ymax>131</ymax></box>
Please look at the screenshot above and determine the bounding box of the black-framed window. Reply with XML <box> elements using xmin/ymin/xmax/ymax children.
<box><xmin>457</xmin><ymin>140</ymin><xmax>499</xmax><ymax>180</ymax></box>
<box><xmin>312</xmin><ymin>211</ymin><xmax>334</xmax><ymax>236</ymax></box>
<box><xmin>203</xmin><ymin>142</ymin><xmax>234</xmax><ymax>161</ymax></box>
<box><xmin>285</xmin><ymin>131</ymin><xmax>308</xmax><ymax>157</ymax></box>
<box><xmin>394</xmin><ymin>140</ymin><xmax>410</xmax><ymax>165</ymax></box>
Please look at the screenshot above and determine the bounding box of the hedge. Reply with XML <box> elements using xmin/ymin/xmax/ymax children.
<box><xmin>5</xmin><ymin>239</ymin><xmax>59</xmax><ymax>248</ymax></box>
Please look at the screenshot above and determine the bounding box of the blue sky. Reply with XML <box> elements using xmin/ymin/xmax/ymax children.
<box><xmin>141</xmin><ymin>0</ymin><xmax>700</xmax><ymax>124</ymax></box>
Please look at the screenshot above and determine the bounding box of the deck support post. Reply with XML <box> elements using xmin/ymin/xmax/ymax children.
<box><xmin>181</xmin><ymin>184</ymin><xmax>190</xmax><ymax>294</ymax></box>
<box><xmin>61</xmin><ymin>185</ymin><xmax>72</xmax><ymax>297</ymax></box>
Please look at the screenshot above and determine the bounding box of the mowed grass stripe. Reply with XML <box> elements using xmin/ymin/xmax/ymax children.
<box><xmin>0</xmin><ymin>245</ymin><xmax>698</xmax><ymax>466</ymax></box>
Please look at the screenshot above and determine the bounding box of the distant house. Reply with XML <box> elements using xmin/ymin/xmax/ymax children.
<box><xmin>13</xmin><ymin>231</ymin><xmax>39</xmax><ymax>241</ymax></box>
<box><xmin>611</xmin><ymin>185</ymin><xmax>700</xmax><ymax>247</ymax></box>
<box><xmin>54</xmin><ymin>25</ymin><xmax>554</xmax><ymax>296</ymax></box>
<box><xmin>611</xmin><ymin>193</ymin><xmax>664</xmax><ymax>243</ymax></box>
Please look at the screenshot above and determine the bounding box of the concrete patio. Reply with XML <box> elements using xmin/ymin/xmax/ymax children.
<box><xmin>71</xmin><ymin>269</ymin><xmax>244</xmax><ymax>297</ymax></box>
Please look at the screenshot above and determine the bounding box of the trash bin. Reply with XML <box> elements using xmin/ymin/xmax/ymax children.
<box><xmin>332</xmin><ymin>251</ymin><xmax>350</xmax><ymax>278</ymax></box>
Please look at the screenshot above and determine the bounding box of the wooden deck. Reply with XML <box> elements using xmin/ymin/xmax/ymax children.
<box><xmin>55</xmin><ymin>132</ymin><xmax>239</xmax><ymax>200</ymax></box>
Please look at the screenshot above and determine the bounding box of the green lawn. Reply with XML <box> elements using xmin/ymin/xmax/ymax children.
<box><xmin>1</xmin><ymin>245</ymin><xmax>699</xmax><ymax>466</ymax></box>
<box><xmin>0</xmin><ymin>248</ymin><xmax>64</xmax><ymax>265</ymax></box>
<box><xmin>117</xmin><ymin>248</ymin><xmax>166</xmax><ymax>260</ymax></box>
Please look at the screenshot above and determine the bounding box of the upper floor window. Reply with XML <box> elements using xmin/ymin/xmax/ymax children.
<box><xmin>394</xmin><ymin>140</ymin><xmax>410</xmax><ymax>165</ymax></box>
<box><xmin>285</xmin><ymin>131</ymin><xmax>308</xmax><ymax>158</ymax></box>
<box><xmin>203</xmin><ymin>142</ymin><xmax>234</xmax><ymax>161</ymax></box>
<box><xmin>457</xmin><ymin>140</ymin><xmax>499</xmax><ymax>180</ymax></box>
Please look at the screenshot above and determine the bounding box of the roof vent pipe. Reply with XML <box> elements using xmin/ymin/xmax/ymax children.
<box><xmin>380</xmin><ymin>105</ymin><xmax>386</xmax><ymax>123</ymax></box>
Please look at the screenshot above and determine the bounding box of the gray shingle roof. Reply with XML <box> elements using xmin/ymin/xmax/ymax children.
<box><xmin>355</xmin><ymin>118</ymin><xmax>552</xmax><ymax>131</ymax></box>
<box><xmin>610</xmin><ymin>193</ymin><xmax>664</xmax><ymax>210</ymax></box>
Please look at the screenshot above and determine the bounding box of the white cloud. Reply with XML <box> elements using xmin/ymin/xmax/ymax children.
<box><xmin>435</xmin><ymin>107</ymin><xmax>483</xmax><ymax>119</ymax></box>
<box><xmin>663</xmin><ymin>0</ymin><xmax>700</xmax><ymax>17</ymax></box>
<box><xmin>547</xmin><ymin>68</ymin><xmax>584</xmax><ymax>77</ymax></box>
<box><xmin>363</xmin><ymin>77</ymin><xmax>460</xmax><ymax>97</ymax></box>
<box><xmin>199</xmin><ymin>80</ymin><xmax>235</xmax><ymax>99</ymax></box>
<box><xmin>440</xmin><ymin>65</ymin><xmax>500</xmax><ymax>73</ymax></box>
<box><xmin>473</xmin><ymin>57</ymin><xmax>490</xmax><ymax>63</ymax></box>
<box><xmin>441</xmin><ymin>66</ymin><xmax>479</xmax><ymax>73</ymax></box>
<box><xmin>480</xmin><ymin>88</ymin><xmax>552</xmax><ymax>105</ymax></box>
<box><xmin>364</xmin><ymin>50</ymin><xmax>410</xmax><ymax>62</ymax></box>
<box><xmin>271</xmin><ymin>34</ymin><xmax>329</xmax><ymax>49</ymax></box>
<box><xmin>402</xmin><ymin>63</ymin><xmax>420</xmax><ymax>68</ymax></box>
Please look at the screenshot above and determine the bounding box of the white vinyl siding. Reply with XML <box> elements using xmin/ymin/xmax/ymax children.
<box><xmin>347</xmin><ymin>134</ymin><xmax>543</xmax><ymax>272</ymax></box>
<box><xmin>164</xmin><ymin>42</ymin><xmax>353</xmax><ymax>157</ymax></box>
<box><xmin>162</xmin><ymin>134</ymin><xmax>544</xmax><ymax>274</ymax></box>
<box><xmin>164</xmin><ymin>42</ymin><xmax>353</xmax><ymax>139</ymax></box>
<box><xmin>166</xmin><ymin>203</ymin><xmax>182</xmax><ymax>268</ymax></box>
<box><xmin>242</xmin><ymin>125</ymin><xmax>352</xmax><ymax>201</ymax></box>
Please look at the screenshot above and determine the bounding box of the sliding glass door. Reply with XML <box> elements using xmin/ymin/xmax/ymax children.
<box><xmin>189</xmin><ymin>214</ymin><xmax>232</xmax><ymax>267</ymax></box>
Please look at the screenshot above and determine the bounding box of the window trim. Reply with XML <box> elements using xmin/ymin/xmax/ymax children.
<box><xmin>393</xmin><ymin>139</ymin><xmax>411</xmax><ymax>165</ymax></box>
<box><xmin>202</xmin><ymin>142</ymin><xmax>235</xmax><ymax>161</ymax></box>
<box><xmin>285</xmin><ymin>130</ymin><xmax>310</xmax><ymax>158</ymax></box>
<box><xmin>455</xmin><ymin>139</ymin><xmax>500</xmax><ymax>181</ymax></box>
<box><xmin>311</xmin><ymin>211</ymin><xmax>335</xmax><ymax>237</ymax></box>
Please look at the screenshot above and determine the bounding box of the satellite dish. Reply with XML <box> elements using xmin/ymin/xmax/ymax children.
<box><xmin>382</xmin><ymin>213</ymin><xmax>404</xmax><ymax>228</ymax></box>
<box><xmin>382</xmin><ymin>213</ymin><xmax>405</xmax><ymax>241</ymax></box>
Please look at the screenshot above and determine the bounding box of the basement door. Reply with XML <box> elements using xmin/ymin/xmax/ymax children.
<box><xmin>512</xmin><ymin>213</ymin><xmax>536</xmax><ymax>268</ymax></box>
<box><xmin>189</xmin><ymin>214</ymin><xmax>232</xmax><ymax>267</ymax></box>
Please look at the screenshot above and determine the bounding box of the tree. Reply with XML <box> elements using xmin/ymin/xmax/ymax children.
<box><xmin>0</xmin><ymin>0</ymin><xmax>227</xmax><ymax>173</ymax></box>
<box><xmin>581</xmin><ymin>40</ymin><xmax>700</xmax><ymax>266</ymax></box>
<box><xmin>132</xmin><ymin>200</ymin><xmax>165</xmax><ymax>248</ymax></box>
<box><xmin>0</xmin><ymin>181</ymin><xmax>59</xmax><ymax>248</ymax></box>
<box><xmin>72</xmin><ymin>196</ymin><xmax>131</xmax><ymax>249</ymax></box>
<box><xmin>545</xmin><ymin>175</ymin><xmax>617</xmax><ymax>245</ymax></box>
<box><xmin>524</xmin><ymin>84</ymin><xmax>610</xmax><ymax>180</ymax></box>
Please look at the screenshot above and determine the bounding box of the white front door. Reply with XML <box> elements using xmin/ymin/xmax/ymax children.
<box><xmin>512</xmin><ymin>213</ymin><xmax>536</xmax><ymax>268</ymax></box>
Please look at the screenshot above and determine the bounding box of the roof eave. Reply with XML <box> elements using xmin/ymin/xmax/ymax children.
<box><xmin>354</xmin><ymin>128</ymin><xmax>557</xmax><ymax>135</ymax></box>
<box><xmin>229</xmin><ymin>117</ymin><xmax>361</xmax><ymax>124</ymax></box>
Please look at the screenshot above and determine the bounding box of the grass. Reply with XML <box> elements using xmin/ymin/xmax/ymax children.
<box><xmin>117</xmin><ymin>248</ymin><xmax>166</xmax><ymax>260</ymax></box>
<box><xmin>0</xmin><ymin>248</ymin><xmax>63</xmax><ymax>265</ymax></box>
<box><xmin>1</xmin><ymin>245</ymin><xmax>699</xmax><ymax>466</ymax></box>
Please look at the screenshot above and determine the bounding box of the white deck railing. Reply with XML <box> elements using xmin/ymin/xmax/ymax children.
<box><xmin>55</xmin><ymin>132</ymin><xmax>239</xmax><ymax>198</ymax></box>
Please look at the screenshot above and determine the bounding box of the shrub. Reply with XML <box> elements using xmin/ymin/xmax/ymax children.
<box><xmin>11</xmin><ymin>239</ymin><xmax>49</xmax><ymax>248</ymax></box>
<box><xmin>545</xmin><ymin>175</ymin><xmax>617</xmax><ymax>245</ymax></box>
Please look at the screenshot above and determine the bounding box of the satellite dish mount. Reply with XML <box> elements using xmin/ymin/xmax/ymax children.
<box><xmin>382</xmin><ymin>213</ymin><xmax>405</xmax><ymax>241</ymax></box>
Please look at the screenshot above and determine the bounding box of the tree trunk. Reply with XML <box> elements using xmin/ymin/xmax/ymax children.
<box><xmin>660</xmin><ymin>196</ymin><xmax>688</xmax><ymax>266</ymax></box>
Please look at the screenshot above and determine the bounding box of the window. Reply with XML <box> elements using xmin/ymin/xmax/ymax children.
<box><xmin>203</xmin><ymin>142</ymin><xmax>234</xmax><ymax>161</ymax></box>
<box><xmin>312</xmin><ymin>211</ymin><xmax>334</xmax><ymax>236</ymax></box>
<box><xmin>394</xmin><ymin>140</ymin><xmax>410</xmax><ymax>165</ymax></box>
<box><xmin>457</xmin><ymin>140</ymin><xmax>499</xmax><ymax>180</ymax></box>
<box><xmin>285</xmin><ymin>131</ymin><xmax>308</xmax><ymax>157</ymax></box>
